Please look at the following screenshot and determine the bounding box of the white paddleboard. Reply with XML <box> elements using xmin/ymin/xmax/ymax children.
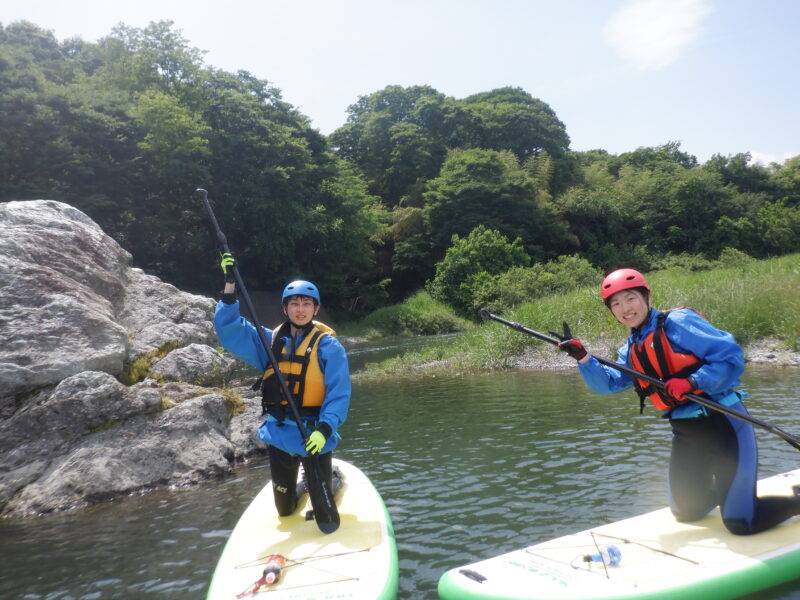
<box><xmin>207</xmin><ymin>459</ymin><xmax>398</xmax><ymax>600</ymax></box>
<box><xmin>438</xmin><ymin>468</ymin><xmax>800</xmax><ymax>600</ymax></box>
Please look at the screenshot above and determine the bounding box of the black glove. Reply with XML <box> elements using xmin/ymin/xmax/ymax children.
<box><xmin>220</xmin><ymin>252</ymin><xmax>236</xmax><ymax>283</ymax></box>
<box><xmin>550</xmin><ymin>321</ymin><xmax>588</xmax><ymax>361</ymax></box>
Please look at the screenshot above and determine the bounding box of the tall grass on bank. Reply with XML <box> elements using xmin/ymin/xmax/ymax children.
<box><xmin>359</xmin><ymin>253</ymin><xmax>799</xmax><ymax>379</ymax></box>
<box><xmin>344</xmin><ymin>290</ymin><xmax>473</xmax><ymax>339</ymax></box>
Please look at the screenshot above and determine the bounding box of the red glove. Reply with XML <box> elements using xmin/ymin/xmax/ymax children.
<box><xmin>664</xmin><ymin>378</ymin><xmax>693</xmax><ymax>401</ymax></box>
<box><xmin>557</xmin><ymin>338</ymin><xmax>587</xmax><ymax>361</ymax></box>
<box><xmin>551</xmin><ymin>322</ymin><xmax>588</xmax><ymax>361</ymax></box>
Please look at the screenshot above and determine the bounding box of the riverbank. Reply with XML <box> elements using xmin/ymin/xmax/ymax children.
<box><xmin>354</xmin><ymin>336</ymin><xmax>800</xmax><ymax>380</ymax></box>
<box><xmin>356</xmin><ymin>254</ymin><xmax>800</xmax><ymax>380</ymax></box>
<box><xmin>509</xmin><ymin>337</ymin><xmax>800</xmax><ymax>371</ymax></box>
<box><xmin>354</xmin><ymin>331</ymin><xmax>800</xmax><ymax>380</ymax></box>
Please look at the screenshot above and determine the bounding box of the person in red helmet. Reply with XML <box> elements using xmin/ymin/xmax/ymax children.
<box><xmin>556</xmin><ymin>268</ymin><xmax>800</xmax><ymax>535</ymax></box>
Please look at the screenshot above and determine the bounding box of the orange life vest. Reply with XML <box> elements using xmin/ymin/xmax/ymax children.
<box><xmin>259</xmin><ymin>320</ymin><xmax>335</xmax><ymax>419</ymax></box>
<box><xmin>629</xmin><ymin>309</ymin><xmax>706</xmax><ymax>412</ymax></box>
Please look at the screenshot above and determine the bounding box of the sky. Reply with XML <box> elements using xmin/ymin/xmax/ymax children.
<box><xmin>4</xmin><ymin>0</ymin><xmax>799</xmax><ymax>165</ymax></box>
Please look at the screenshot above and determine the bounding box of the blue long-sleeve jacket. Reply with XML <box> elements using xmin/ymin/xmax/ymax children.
<box><xmin>577</xmin><ymin>307</ymin><xmax>745</xmax><ymax>417</ymax></box>
<box><xmin>214</xmin><ymin>300</ymin><xmax>351</xmax><ymax>455</ymax></box>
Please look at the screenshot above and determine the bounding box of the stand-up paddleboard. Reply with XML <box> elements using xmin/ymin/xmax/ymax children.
<box><xmin>207</xmin><ymin>459</ymin><xmax>398</xmax><ymax>600</ymax></box>
<box><xmin>438</xmin><ymin>469</ymin><xmax>800</xmax><ymax>600</ymax></box>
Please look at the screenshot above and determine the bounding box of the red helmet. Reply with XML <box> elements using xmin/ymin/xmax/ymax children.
<box><xmin>601</xmin><ymin>268</ymin><xmax>650</xmax><ymax>302</ymax></box>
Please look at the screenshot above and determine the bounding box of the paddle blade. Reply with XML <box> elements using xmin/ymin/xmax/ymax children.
<box><xmin>301</xmin><ymin>456</ymin><xmax>340</xmax><ymax>534</ymax></box>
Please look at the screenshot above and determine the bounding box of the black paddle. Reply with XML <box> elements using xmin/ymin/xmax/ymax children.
<box><xmin>480</xmin><ymin>308</ymin><xmax>800</xmax><ymax>452</ymax></box>
<box><xmin>198</xmin><ymin>188</ymin><xmax>340</xmax><ymax>533</ymax></box>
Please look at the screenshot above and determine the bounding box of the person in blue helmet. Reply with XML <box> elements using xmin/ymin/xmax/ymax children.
<box><xmin>214</xmin><ymin>254</ymin><xmax>351</xmax><ymax>516</ymax></box>
<box><xmin>556</xmin><ymin>268</ymin><xmax>800</xmax><ymax>535</ymax></box>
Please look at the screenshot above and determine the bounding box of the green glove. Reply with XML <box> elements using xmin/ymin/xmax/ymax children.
<box><xmin>220</xmin><ymin>252</ymin><xmax>236</xmax><ymax>283</ymax></box>
<box><xmin>304</xmin><ymin>430</ymin><xmax>326</xmax><ymax>455</ymax></box>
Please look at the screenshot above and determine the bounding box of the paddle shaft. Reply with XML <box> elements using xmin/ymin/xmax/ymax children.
<box><xmin>481</xmin><ymin>309</ymin><xmax>800</xmax><ymax>451</ymax></box>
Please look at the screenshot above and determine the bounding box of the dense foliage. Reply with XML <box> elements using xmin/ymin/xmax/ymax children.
<box><xmin>0</xmin><ymin>21</ymin><xmax>388</xmax><ymax>307</ymax></box>
<box><xmin>426</xmin><ymin>226</ymin><xmax>530</xmax><ymax>316</ymax></box>
<box><xmin>3</xmin><ymin>21</ymin><xmax>799</xmax><ymax>316</ymax></box>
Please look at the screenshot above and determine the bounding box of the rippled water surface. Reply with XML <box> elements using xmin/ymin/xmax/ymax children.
<box><xmin>2</xmin><ymin>355</ymin><xmax>799</xmax><ymax>600</ymax></box>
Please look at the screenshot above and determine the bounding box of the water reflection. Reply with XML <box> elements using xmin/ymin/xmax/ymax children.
<box><xmin>343</xmin><ymin>333</ymin><xmax>462</xmax><ymax>373</ymax></box>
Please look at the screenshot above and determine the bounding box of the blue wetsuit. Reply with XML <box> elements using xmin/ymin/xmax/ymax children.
<box><xmin>578</xmin><ymin>307</ymin><xmax>800</xmax><ymax>535</ymax></box>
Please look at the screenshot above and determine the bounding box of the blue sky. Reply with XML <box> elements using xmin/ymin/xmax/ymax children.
<box><xmin>5</xmin><ymin>0</ymin><xmax>798</xmax><ymax>165</ymax></box>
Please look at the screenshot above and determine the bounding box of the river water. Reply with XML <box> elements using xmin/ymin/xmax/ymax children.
<box><xmin>2</xmin><ymin>338</ymin><xmax>800</xmax><ymax>600</ymax></box>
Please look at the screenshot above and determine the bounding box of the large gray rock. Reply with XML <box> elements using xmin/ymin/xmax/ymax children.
<box><xmin>0</xmin><ymin>200</ymin><xmax>217</xmax><ymax>408</ymax></box>
<box><xmin>150</xmin><ymin>343</ymin><xmax>236</xmax><ymax>386</ymax></box>
<box><xmin>0</xmin><ymin>200</ymin><xmax>130</xmax><ymax>405</ymax></box>
<box><xmin>0</xmin><ymin>200</ymin><xmax>267</xmax><ymax>517</ymax></box>
<box><xmin>3</xmin><ymin>393</ymin><xmax>234</xmax><ymax>516</ymax></box>
<box><xmin>119</xmin><ymin>268</ymin><xmax>217</xmax><ymax>360</ymax></box>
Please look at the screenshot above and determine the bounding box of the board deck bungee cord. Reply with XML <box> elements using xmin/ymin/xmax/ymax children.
<box><xmin>438</xmin><ymin>469</ymin><xmax>800</xmax><ymax>600</ymax></box>
<box><xmin>207</xmin><ymin>459</ymin><xmax>398</xmax><ymax>600</ymax></box>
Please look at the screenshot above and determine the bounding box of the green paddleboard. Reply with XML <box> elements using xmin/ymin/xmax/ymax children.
<box><xmin>439</xmin><ymin>468</ymin><xmax>800</xmax><ymax>600</ymax></box>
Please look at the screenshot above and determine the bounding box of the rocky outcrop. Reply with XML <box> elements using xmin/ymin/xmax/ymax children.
<box><xmin>0</xmin><ymin>201</ymin><xmax>130</xmax><ymax>407</ymax></box>
<box><xmin>150</xmin><ymin>344</ymin><xmax>236</xmax><ymax>386</ymax></box>
<box><xmin>0</xmin><ymin>200</ymin><xmax>266</xmax><ymax>517</ymax></box>
<box><xmin>119</xmin><ymin>269</ymin><xmax>218</xmax><ymax>361</ymax></box>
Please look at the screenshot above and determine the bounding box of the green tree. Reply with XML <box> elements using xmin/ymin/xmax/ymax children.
<box><xmin>386</xmin><ymin>206</ymin><xmax>434</xmax><ymax>298</ymax></box>
<box><xmin>422</xmin><ymin>148</ymin><xmax>575</xmax><ymax>261</ymax></box>
<box><xmin>460</xmin><ymin>87</ymin><xmax>576</xmax><ymax>193</ymax></box>
<box><xmin>126</xmin><ymin>89</ymin><xmax>211</xmax><ymax>280</ymax></box>
<box><xmin>330</xmin><ymin>85</ymin><xmax>456</xmax><ymax>206</ymax></box>
<box><xmin>91</xmin><ymin>21</ymin><xmax>205</xmax><ymax>97</ymax></box>
<box><xmin>459</xmin><ymin>87</ymin><xmax>569</xmax><ymax>159</ymax></box>
<box><xmin>293</xmin><ymin>161</ymin><xmax>389</xmax><ymax>310</ymax></box>
<box><xmin>0</xmin><ymin>22</ymin><xmax>71</xmax><ymax>199</ymax></box>
<box><xmin>772</xmin><ymin>155</ymin><xmax>800</xmax><ymax>205</ymax></box>
<box><xmin>755</xmin><ymin>200</ymin><xmax>800</xmax><ymax>255</ymax></box>
<box><xmin>195</xmin><ymin>69</ymin><xmax>330</xmax><ymax>292</ymax></box>
<box><xmin>610</xmin><ymin>141</ymin><xmax>698</xmax><ymax>174</ymax></box>
<box><xmin>702</xmin><ymin>152</ymin><xmax>774</xmax><ymax>195</ymax></box>
<box><xmin>0</xmin><ymin>21</ymin><xmax>139</xmax><ymax>224</ymax></box>
<box><xmin>470</xmin><ymin>255</ymin><xmax>601</xmax><ymax>314</ymax></box>
<box><xmin>664</xmin><ymin>169</ymin><xmax>730</xmax><ymax>253</ymax></box>
<box><xmin>0</xmin><ymin>21</ymin><xmax>386</xmax><ymax>310</ymax></box>
<box><xmin>554</xmin><ymin>185</ymin><xmax>640</xmax><ymax>269</ymax></box>
<box><xmin>427</xmin><ymin>225</ymin><xmax>530</xmax><ymax>317</ymax></box>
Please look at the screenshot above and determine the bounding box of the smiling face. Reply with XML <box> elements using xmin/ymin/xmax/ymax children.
<box><xmin>608</xmin><ymin>288</ymin><xmax>649</xmax><ymax>328</ymax></box>
<box><xmin>283</xmin><ymin>295</ymin><xmax>319</xmax><ymax>327</ymax></box>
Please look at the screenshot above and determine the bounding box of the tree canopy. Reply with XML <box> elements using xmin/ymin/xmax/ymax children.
<box><xmin>2</xmin><ymin>20</ymin><xmax>799</xmax><ymax>316</ymax></box>
<box><xmin>0</xmin><ymin>21</ymin><xmax>386</xmax><ymax>308</ymax></box>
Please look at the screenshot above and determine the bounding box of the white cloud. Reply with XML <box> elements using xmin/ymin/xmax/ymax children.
<box><xmin>604</xmin><ymin>0</ymin><xmax>712</xmax><ymax>70</ymax></box>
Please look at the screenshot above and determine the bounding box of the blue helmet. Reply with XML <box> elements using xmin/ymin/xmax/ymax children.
<box><xmin>282</xmin><ymin>280</ymin><xmax>320</xmax><ymax>305</ymax></box>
